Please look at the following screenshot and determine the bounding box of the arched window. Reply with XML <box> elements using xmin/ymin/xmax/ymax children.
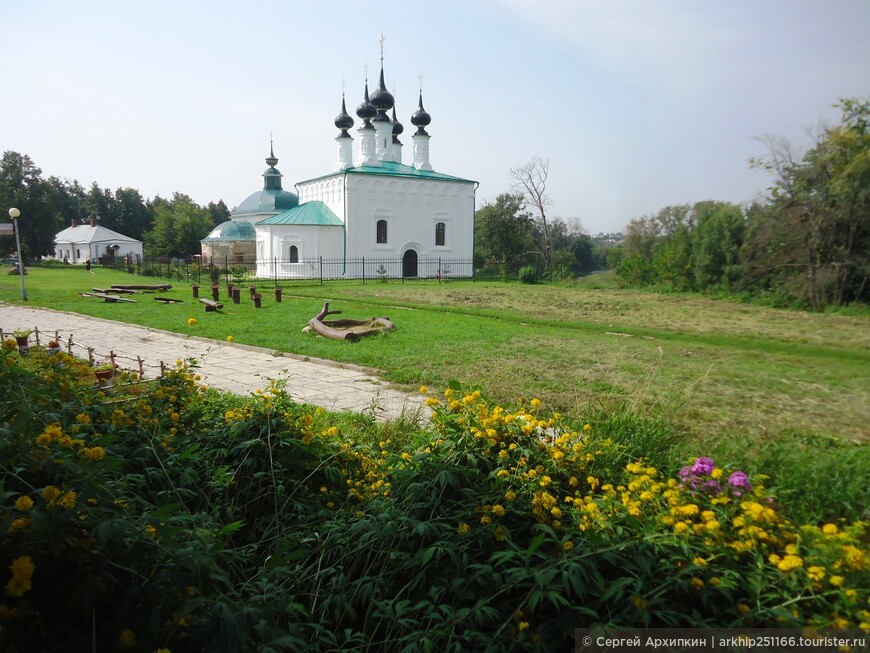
<box><xmin>376</xmin><ymin>219</ymin><xmax>388</xmax><ymax>244</ymax></box>
<box><xmin>289</xmin><ymin>245</ymin><xmax>299</xmax><ymax>263</ymax></box>
<box><xmin>435</xmin><ymin>222</ymin><xmax>446</xmax><ymax>247</ymax></box>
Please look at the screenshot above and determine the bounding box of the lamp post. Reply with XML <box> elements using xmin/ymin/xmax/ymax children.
<box><xmin>8</xmin><ymin>208</ymin><xmax>28</xmax><ymax>301</ymax></box>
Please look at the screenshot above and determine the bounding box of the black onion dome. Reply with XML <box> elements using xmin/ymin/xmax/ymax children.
<box><xmin>391</xmin><ymin>106</ymin><xmax>404</xmax><ymax>142</ymax></box>
<box><xmin>355</xmin><ymin>82</ymin><xmax>377</xmax><ymax>123</ymax></box>
<box><xmin>370</xmin><ymin>67</ymin><xmax>395</xmax><ymax>120</ymax></box>
<box><xmin>411</xmin><ymin>91</ymin><xmax>431</xmax><ymax>135</ymax></box>
<box><xmin>334</xmin><ymin>96</ymin><xmax>354</xmax><ymax>133</ymax></box>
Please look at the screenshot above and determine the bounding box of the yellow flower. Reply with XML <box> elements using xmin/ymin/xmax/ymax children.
<box><xmin>5</xmin><ymin>556</ymin><xmax>35</xmax><ymax>597</ymax></box>
<box><xmin>505</xmin><ymin>490</ymin><xmax>517</xmax><ymax>502</ymax></box>
<box><xmin>480</xmin><ymin>515</ymin><xmax>492</xmax><ymax>526</ymax></box>
<box><xmin>41</xmin><ymin>486</ymin><xmax>61</xmax><ymax>503</ymax></box>
<box><xmin>155</xmin><ymin>649</ymin><xmax>172</xmax><ymax>653</ymax></box>
<box><xmin>691</xmin><ymin>577</ymin><xmax>705</xmax><ymax>590</ymax></box>
<box><xmin>419</xmin><ymin>385</ymin><xmax>429</xmax><ymax>394</ymax></box>
<box><xmin>530</xmin><ymin>398</ymin><xmax>541</xmax><ymax>409</ymax></box>
<box><xmin>119</xmin><ymin>629</ymin><xmax>137</xmax><ymax>647</ymax></box>
<box><xmin>59</xmin><ymin>491</ymin><xmax>77</xmax><ymax>509</ymax></box>
<box><xmin>226</xmin><ymin>335</ymin><xmax>234</xmax><ymax>343</ymax></box>
<box><xmin>517</xmin><ymin>621</ymin><xmax>529</xmax><ymax>631</ymax></box>
<box><xmin>8</xmin><ymin>518</ymin><xmax>29</xmax><ymax>533</ymax></box>
<box><xmin>424</xmin><ymin>397</ymin><xmax>440</xmax><ymax>408</ymax></box>
<box><xmin>492</xmin><ymin>504</ymin><xmax>506</xmax><ymax>517</ymax></box>
<box><xmin>737</xmin><ymin>603</ymin><xmax>750</xmax><ymax>614</ymax></box>
<box><xmin>457</xmin><ymin>522</ymin><xmax>470</xmax><ymax>536</ymax></box>
<box><xmin>807</xmin><ymin>566</ymin><xmax>825</xmax><ymax>582</ymax></box>
<box><xmin>14</xmin><ymin>496</ymin><xmax>33</xmax><ymax>512</ymax></box>
<box><xmin>493</xmin><ymin>526</ymin><xmax>506</xmax><ymax>541</ymax></box>
<box><xmin>562</xmin><ymin>540</ymin><xmax>574</xmax><ymax>551</ymax></box>
<box><xmin>777</xmin><ymin>555</ymin><xmax>803</xmax><ymax>572</ymax></box>
<box><xmin>81</xmin><ymin>446</ymin><xmax>106</xmax><ymax>462</ymax></box>
<box><xmin>187</xmin><ymin>318</ymin><xmax>197</xmax><ymax>327</ymax></box>
<box><xmin>829</xmin><ymin>575</ymin><xmax>844</xmax><ymax>587</ymax></box>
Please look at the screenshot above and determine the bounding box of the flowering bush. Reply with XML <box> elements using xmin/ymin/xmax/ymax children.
<box><xmin>0</xmin><ymin>356</ymin><xmax>867</xmax><ymax>652</ymax></box>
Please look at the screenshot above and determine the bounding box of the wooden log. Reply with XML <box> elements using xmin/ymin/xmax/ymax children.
<box><xmin>191</xmin><ymin>284</ymin><xmax>200</xmax><ymax>298</ymax></box>
<box><xmin>199</xmin><ymin>297</ymin><xmax>223</xmax><ymax>312</ymax></box>
<box><xmin>111</xmin><ymin>283</ymin><xmax>172</xmax><ymax>291</ymax></box>
<box><xmin>154</xmin><ymin>297</ymin><xmax>183</xmax><ymax>304</ymax></box>
<box><xmin>307</xmin><ymin>302</ymin><xmax>395</xmax><ymax>342</ymax></box>
<box><xmin>80</xmin><ymin>292</ymin><xmax>136</xmax><ymax>303</ymax></box>
<box><xmin>253</xmin><ymin>293</ymin><xmax>262</xmax><ymax>308</ymax></box>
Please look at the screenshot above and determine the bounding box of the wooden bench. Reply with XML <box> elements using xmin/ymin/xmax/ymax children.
<box><xmin>111</xmin><ymin>283</ymin><xmax>172</xmax><ymax>292</ymax></box>
<box><xmin>93</xmin><ymin>287</ymin><xmax>139</xmax><ymax>294</ymax></box>
<box><xmin>199</xmin><ymin>297</ymin><xmax>223</xmax><ymax>312</ymax></box>
<box><xmin>154</xmin><ymin>297</ymin><xmax>183</xmax><ymax>304</ymax></box>
<box><xmin>80</xmin><ymin>292</ymin><xmax>136</xmax><ymax>303</ymax></box>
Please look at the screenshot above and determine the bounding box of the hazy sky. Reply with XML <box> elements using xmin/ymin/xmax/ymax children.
<box><xmin>2</xmin><ymin>0</ymin><xmax>868</xmax><ymax>234</ymax></box>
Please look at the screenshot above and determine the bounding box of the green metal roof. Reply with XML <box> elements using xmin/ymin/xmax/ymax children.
<box><xmin>233</xmin><ymin>188</ymin><xmax>299</xmax><ymax>215</ymax></box>
<box><xmin>201</xmin><ymin>220</ymin><xmax>256</xmax><ymax>242</ymax></box>
<box><xmin>258</xmin><ymin>201</ymin><xmax>343</xmax><ymax>226</ymax></box>
<box><xmin>299</xmin><ymin>160</ymin><xmax>476</xmax><ymax>186</ymax></box>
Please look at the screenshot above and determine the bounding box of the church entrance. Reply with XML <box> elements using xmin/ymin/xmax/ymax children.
<box><xmin>402</xmin><ymin>249</ymin><xmax>418</xmax><ymax>278</ymax></box>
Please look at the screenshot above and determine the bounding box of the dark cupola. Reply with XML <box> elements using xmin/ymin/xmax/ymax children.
<box><xmin>334</xmin><ymin>94</ymin><xmax>354</xmax><ymax>136</ymax></box>
<box><xmin>391</xmin><ymin>105</ymin><xmax>404</xmax><ymax>143</ymax></box>
<box><xmin>355</xmin><ymin>80</ymin><xmax>377</xmax><ymax>129</ymax></box>
<box><xmin>411</xmin><ymin>90</ymin><xmax>431</xmax><ymax>136</ymax></box>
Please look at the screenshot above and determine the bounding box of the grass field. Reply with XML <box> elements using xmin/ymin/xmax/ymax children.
<box><xmin>2</xmin><ymin>266</ymin><xmax>867</xmax><ymax>448</ymax></box>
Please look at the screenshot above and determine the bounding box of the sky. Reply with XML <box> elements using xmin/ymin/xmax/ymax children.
<box><xmin>2</xmin><ymin>0</ymin><xmax>868</xmax><ymax>234</ymax></box>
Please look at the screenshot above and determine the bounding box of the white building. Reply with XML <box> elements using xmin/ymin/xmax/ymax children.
<box><xmin>205</xmin><ymin>52</ymin><xmax>477</xmax><ymax>280</ymax></box>
<box><xmin>53</xmin><ymin>218</ymin><xmax>143</xmax><ymax>264</ymax></box>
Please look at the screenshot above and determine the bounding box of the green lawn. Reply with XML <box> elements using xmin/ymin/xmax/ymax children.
<box><xmin>2</xmin><ymin>265</ymin><xmax>868</xmax><ymax>448</ymax></box>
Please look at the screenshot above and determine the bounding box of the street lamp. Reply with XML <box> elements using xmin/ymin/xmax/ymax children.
<box><xmin>8</xmin><ymin>208</ymin><xmax>28</xmax><ymax>301</ymax></box>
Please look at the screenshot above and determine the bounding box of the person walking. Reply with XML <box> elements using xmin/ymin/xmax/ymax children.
<box><xmin>85</xmin><ymin>259</ymin><xmax>92</xmax><ymax>272</ymax></box>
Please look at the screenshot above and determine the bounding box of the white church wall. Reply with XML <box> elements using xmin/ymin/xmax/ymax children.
<box><xmin>255</xmin><ymin>224</ymin><xmax>344</xmax><ymax>279</ymax></box>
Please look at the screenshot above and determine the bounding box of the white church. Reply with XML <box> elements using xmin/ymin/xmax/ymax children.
<box><xmin>201</xmin><ymin>52</ymin><xmax>477</xmax><ymax>279</ymax></box>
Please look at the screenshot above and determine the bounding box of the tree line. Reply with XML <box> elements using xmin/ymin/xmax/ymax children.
<box><xmin>476</xmin><ymin>98</ymin><xmax>868</xmax><ymax>308</ymax></box>
<box><xmin>0</xmin><ymin>151</ymin><xmax>229</xmax><ymax>260</ymax></box>
<box><xmin>609</xmin><ymin>98</ymin><xmax>869</xmax><ymax>309</ymax></box>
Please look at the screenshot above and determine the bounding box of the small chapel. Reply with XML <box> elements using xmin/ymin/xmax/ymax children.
<box><xmin>201</xmin><ymin>47</ymin><xmax>477</xmax><ymax>279</ymax></box>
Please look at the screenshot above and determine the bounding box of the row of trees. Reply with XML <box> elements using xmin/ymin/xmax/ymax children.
<box><xmin>610</xmin><ymin>98</ymin><xmax>868</xmax><ymax>309</ymax></box>
<box><xmin>474</xmin><ymin>158</ymin><xmax>617</xmax><ymax>278</ymax></box>
<box><xmin>0</xmin><ymin>151</ymin><xmax>229</xmax><ymax>260</ymax></box>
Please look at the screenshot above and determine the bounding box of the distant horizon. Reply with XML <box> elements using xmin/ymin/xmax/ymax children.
<box><xmin>3</xmin><ymin>1</ymin><xmax>868</xmax><ymax>234</ymax></box>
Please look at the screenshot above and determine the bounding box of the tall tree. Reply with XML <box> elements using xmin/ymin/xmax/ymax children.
<box><xmin>747</xmin><ymin>98</ymin><xmax>870</xmax><ymax>308</ymax></box>
<box><xmin>114</xmin><ymin>188</ymin><xmax>153</xmax><ymax>240</ymax></box>
<box><xmin>206</xmin><ymin>200</ymin><xmax>231</xmax><ymax>227</ymax></box>
<box><xmin>0</xmin><ymin>151</ymin><xmax>61</xmax><ymax>259</ymax></box>
<box><xmin>474</xmin><ymin>193</ymin><xmax>533</xmax><ymax>274</ymax></box>
<box><xmin>144</xmin><ymin>193</ymin><xmax>213</xmax><ymax>258</ymax></box>
<box><xmin>510</xmin><ymin>157</ymin><xmax>552</xmax><ymax>274</ymax></box>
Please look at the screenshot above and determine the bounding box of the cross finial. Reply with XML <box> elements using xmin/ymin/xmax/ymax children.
<box><xmin>341</xmin><ymin>77</ymin><xmax>346</xmax><ymax>96</ymax></box>
<box><xmin>379</xmin><ymin>33</ymin><xmax>385</xmax><ymax>64</ymax></box>
<box><xmin>364</xmin><ymin>60</ymin><xmax>369</xmax><ymax>81</ymax></box>
<box><xmin>418</xmin><ymin>72</ymin><xmax>424</xmax><ymax>93</ymax></box>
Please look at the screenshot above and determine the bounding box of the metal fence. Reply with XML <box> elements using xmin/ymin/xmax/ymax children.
<box><xmin>105</xmin><ymin>255</ymin><xmax>478</xmax><ymax>286</ymax></box>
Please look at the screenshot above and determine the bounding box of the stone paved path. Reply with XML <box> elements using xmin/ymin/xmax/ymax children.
<box><xmin>1</xmin><ymin>303</ymin><xmax>429</xmax><ymax>422</ymax></box>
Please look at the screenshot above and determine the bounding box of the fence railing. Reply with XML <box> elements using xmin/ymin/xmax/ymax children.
<box><xmin>104</xmin><ymin>255</ymin><xmax>478</xmax><ymax>286</ymax></box>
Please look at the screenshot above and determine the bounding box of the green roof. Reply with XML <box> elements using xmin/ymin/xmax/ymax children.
<box><xmin>300</xmin><ymin>160</ymin><xmax>475</xmax><ymax>185</ymax></box>
<box><xmin>234</xmin><ymin>188</ymin><xmax>299</xmax><ymax>215</ymax></box>
<box><xmin>201</xmin><ymin>220</ymin><xmax>256</xmax><ymax>242</ymax></box>
<box><xmin>258</xmin><ymin>201</ymin><xmax>343</xmax><ymax>226</ymax></box>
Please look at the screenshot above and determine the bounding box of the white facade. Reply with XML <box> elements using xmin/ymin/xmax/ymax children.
<box><xmin>256</xmin><ymin>223</ymin><xmax>344</xmax><ymax>278</ymax></box>
<box><xmin>53</xmin><ymin>223</ymin><xmax>144</xmax><ymax>263</ymax></box>
<box><xmin>296</xmin><ymin>172</ymin><xmax>475</xmax><ymax>262</ymax></box>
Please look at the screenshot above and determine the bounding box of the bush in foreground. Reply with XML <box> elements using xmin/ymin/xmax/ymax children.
<box><xmin>0</xmin><ymin>346</ymin><xmax>867</xmax><ymax>652</ymax></box>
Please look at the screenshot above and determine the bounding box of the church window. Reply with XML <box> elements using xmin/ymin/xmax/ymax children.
<box><xmin>289</xmin><ymin>245</ymin><xmax>299</xmax><ymax>263</ymax></box>
<box><xmin>376</xmin><ymin>219</ymin><xmax>388</xmax><ymax>244</ymax></box>
<box><xmin>435</xmin><ymin>222</ymin><xmax>446</xmax><ymax>247</ymax></box>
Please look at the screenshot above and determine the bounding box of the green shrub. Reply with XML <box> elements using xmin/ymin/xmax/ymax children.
<box><xmin>518</xmin><ymin>265</ymin><xmax>537</xmax><ymax>284</ymax></box>
<box><xmin>1</xmin><ymin>354</ymin><xmax>867</xmax><ymax>652</ymax></box>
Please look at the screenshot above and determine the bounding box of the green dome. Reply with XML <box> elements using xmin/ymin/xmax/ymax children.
<box><xmin>234</xmin><ymin>188</ymin><xmax>299</xmax><ymax>215</ymax></box>
<box><xmin>202</xmin><ymin>220</ymin><xmax>256</xmax><ymax>242</ymax></box>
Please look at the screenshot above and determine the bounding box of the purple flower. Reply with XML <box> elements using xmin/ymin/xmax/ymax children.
<box><xmin>691</xmin><ymin>457</ymin><xmax>715</xmax><ymax>476</ymax></box>
<box><xmin>728</xmin><ymin>471</ymin><xmax>751</xmax><ymax>491</ymax></box>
